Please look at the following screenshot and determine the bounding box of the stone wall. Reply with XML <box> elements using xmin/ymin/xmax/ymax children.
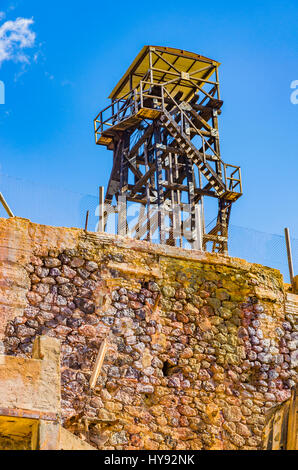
<box><xmin>0</xmin><ymin>217</ymin><xmax>297</xmax><ymax>450</ymax></box>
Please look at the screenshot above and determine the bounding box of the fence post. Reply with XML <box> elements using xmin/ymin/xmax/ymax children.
<box><xmin>84</xmin><ymin>210</ymin><xmax>89</xmax><ymax>232</ymax></box>
<box><xmin>98</xmin><ymin>186</ymin><xmax>104</xmax><ymax>232</ymax></box>
<box><xmin>0</xmin><ymin>192</ymin><xmax>14</xmax><ymax>217</ymax></box>
<box><xmin>284</xmin><ymin>227</ymin><xmax>294</xmax><ymax>284</ymax></box>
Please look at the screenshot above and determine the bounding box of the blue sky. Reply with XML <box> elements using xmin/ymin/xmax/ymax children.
<box><xmin>0</xmin><ymin>0</ymin><xmax>297</xmax><ymax>240</ymax></box>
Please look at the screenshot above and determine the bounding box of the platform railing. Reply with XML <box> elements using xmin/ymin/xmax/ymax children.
<box><xmin>223</xmin><ymin>164</ymin><xmax>242</xmax><ymax>194</ymax></box>
<box><xmin>94</xmin><ymin>88</ymin><xmax>139</xmax><ymax>142</ymax></box>
<box><xmin>95</xmin><ymin>81</ymin><xmax>216</xmax><ymax>154</ymax></box>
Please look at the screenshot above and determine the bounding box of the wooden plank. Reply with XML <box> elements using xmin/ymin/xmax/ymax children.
<box><xmin>107</xmin><ymin>262</ymin><xmax>162</xmax><ymax>278</ymax></box>
<box><xmin>89</xmin><ymin>338</ymin><xmax>108</xmax><ymax>389</ymax></box>
<box><xmin>130</xmin><ymin>164</ymin><xmax>156</xmax><ymax>196</ymax></box>
<box><xmin>127</xmin><ymin>123</ymin><xmax>154</xmax><ymax>160</ymax></box>
<box><xmin>152</xmin><ymin>49</ymin><xmax>182</xmax><ymax>75</ymax></box>
<box><xmin>0</xmin><ymin>407</ymin><xmax>57</xmax><ymax>421</ymax></box>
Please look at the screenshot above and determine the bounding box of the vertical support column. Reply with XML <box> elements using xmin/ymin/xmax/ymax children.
<box><xmin>149</xmin><ymin>47</ymin><xmax>154</xmax><ymax>84</ymax></box>
<box><xmin>119</xmin><ymin>134</ymin><xmax>130</xmax><ymax>195</ymax></box>
<box><xmin>120</xmin><ymin>151</ymin><xmax>129</xmax><ymax>194</ymax></box>
<box><xmin>154</xmin><ymin>127</ymin><xmax>165</xmax><ymax>244</ymax></box>
<box><xmin>213</xmin><ymin>65</ymin><xmax>228</xmax><ymax>253</ymax></box>
<box><xmin>135</xmin><ymin>204</ymin><xmax>147</xmax><ymax>240</ymax></box>
<box><xmin>218</xmin><ymin>199</ymin><xmax>228</xmax><ymax>254</ymax></box>
<box><xmin>168</xmin><ymin>152</ymin><xmax>175</xmax><ymax>246</ymax></box>
<box><xmin>174</xmin><ymin>154</ymin><xmax>182</xmax><ymax>248</ymax></box>
<box><xmin>144</xmin><ymin>141</ymin><xmax>152</xmax><ymax>242</ymax></box>
<box><xmin>215</xmin><ymin>65</ymin><xmax>220</xmax><ymax>100</ymax></box>
<box><xmin>117</xmin><ymin>195</ymin><xmax>127</xmax><ymax>236</ymax></box>
<box><xmin>211</xmin><ymin>67</ymin><xmax>222</xmax><ymax>181</ymax></box>
<box><xmin>185</xmin><ymin>156</ymin><xmax>196</xmax><ymax>248</ymax></box>
<box><xmin>104</xmin><ymin>139</ymin><xmax>122</xmax><ymax>231</ymax></box>
<box><xmin>212</xmin><ymin>109</ymin><xmax>222</xmax><ymax>179</ymax></box>
<box><xmin>31</xmin><ymin>335</ymin><xmax>61</xmax><ymax>450</ymax></box>
<box><xmin>194</xmin><ymin>204</ymin><xmax>203</xmax><ymax>250</ymax></box>
<box><xmin>197</xmin><ymin>169</ymin><xmax>206</xmax><ymax>250</ymax></box>
<box><xmin>118</xmin><ymin>135</ymin><xmax>130</xmax><ymax>237</ymax></box>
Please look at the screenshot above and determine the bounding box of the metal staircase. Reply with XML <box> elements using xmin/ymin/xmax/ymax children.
<box><xmin>160</xmin><ymin>110</ymin><xmax>225</xmax><ymax>196</ymax></box>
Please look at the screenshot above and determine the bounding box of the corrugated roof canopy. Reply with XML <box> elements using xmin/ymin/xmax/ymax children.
<box><xmin>109</xmin><ymin>45</ymin><xmax>220</xmax><ymax>101</ymax></box>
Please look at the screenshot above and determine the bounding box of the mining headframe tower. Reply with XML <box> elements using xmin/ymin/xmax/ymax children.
<box><xmin>94</xmin><ymin>45</ymin><xmax>242</xmax><ymax>254</ymax></box>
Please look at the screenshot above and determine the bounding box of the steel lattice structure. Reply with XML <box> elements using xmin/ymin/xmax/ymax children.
<box><xmin>94</xmin><ymin>46</ymin><xmax>242</xmax><ymax>253</ymax></box>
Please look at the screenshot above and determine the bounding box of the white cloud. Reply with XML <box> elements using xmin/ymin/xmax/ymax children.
<box><xmin>0</xmin><ymin>12</ymin><xmax>6</xmax><ymax>21</ymax></box>
<box><xmin>0</xmin><ymin>16</ymin><xmax>36</xmax><ymax>67</ymax></box>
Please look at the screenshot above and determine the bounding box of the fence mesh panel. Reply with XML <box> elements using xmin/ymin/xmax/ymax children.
<box><xmin>0</xmin><ymin>173</ymin><xmax>98</xmax><ymax>230</ymax></box>
<box><xmin>229</xmin><ymin>225</ymin><xmax>297</xmax><ymax>283</ymax></box>
<box><xmin>0</xmin><ymin>172</ymin><xmax>296</xmax><ymax>283</ymax></box>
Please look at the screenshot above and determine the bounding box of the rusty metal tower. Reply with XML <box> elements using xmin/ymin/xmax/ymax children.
<box><xmin>94</xmin><ymin>46</ymin><xmax>242</xmax><ymax>253</ymax></box>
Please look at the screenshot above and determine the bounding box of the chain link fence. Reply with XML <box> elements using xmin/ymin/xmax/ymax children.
<box><xmin>0</xmin><ymin>172</ymin><xmax>296</xmax><ymax>283</ymax></box>
<box><xmin>0</xmin><ymin>172</ymin><xmax>98</xmax><ymax>231</ymax></box>
<box><xmin>229</xmin><ymin>224</ymin><xmax>298</xmax><ymax>283</ymax></box>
